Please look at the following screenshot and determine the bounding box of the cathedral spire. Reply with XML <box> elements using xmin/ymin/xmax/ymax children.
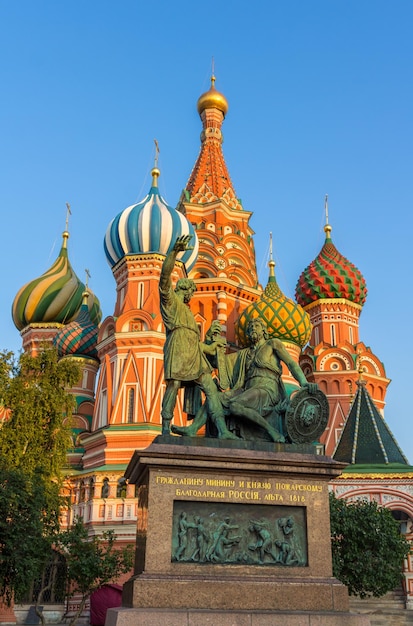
<box><xmin>324</xmin><ymin>194</ymin><xmax>332</xmax><ymax>240</ymax></box>
<box><xmin>185</xmin><ymin>75</ymin><xmax>239</xmax><ymax>209</ymax></box>
<box><xmin>268</xmin><ymin>232</ymin><xmax>276</xmax><ymax>281</ymax></box>
<box><xmin>151</xmin><ymin>139</ymin><xmax>160</xmax><ymax>188</ymax></box>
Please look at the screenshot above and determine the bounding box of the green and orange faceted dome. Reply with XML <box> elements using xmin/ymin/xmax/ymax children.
<box><xmin>12</xmin><ymin>231</ymin><xmax>101</xmax><ymax>331</ymax></box>
<box><xmin>236</xmin><ymin>260</ymin><xmax>312</xmax><ymax>348</ymax></box>
<box><xmin>295</xmin><ymin>225</ymin><xmax>367</xmax><ymax>307</ymax></box>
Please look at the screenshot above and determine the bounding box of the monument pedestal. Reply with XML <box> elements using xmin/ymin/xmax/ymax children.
<box><xmin>106</xmin><ymin>437</ymin><xmax>370</xmax><ymax>626</ymax></box>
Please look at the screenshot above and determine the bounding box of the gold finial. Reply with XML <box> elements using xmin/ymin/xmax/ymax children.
<box><xmin>324</xmin><ymin>194</ymin><xmax>332</xmax><ymax>239</ymax></box>
<box><xmin>82</xmin><ymin>269</ymin><xmax>91</xmax><ymax>303</ymax></box>
<box><xmin>62</xmin><ymin>202</ymin><xmax>72</xmax><ymax>248</ymax></box>
<box><xmin>65</xmin><ymin>202</ymin><xmax>71</xmax><ymax>231</ymax></box>
<box><xmin>154</xmin><ymin>139</ymin><xmax>160</xmax><ymax>168</ymax></box>
<box><xmin>211</xmin><ymin>57</ymin><xmax>216</xmax><ymax>87</ymax></box>
<box><xmin>61</xmin><ymin>203</ymin><xmax>71</xmax><ymax>249</ymax></box>
<box><xmin>268</xmin><ymin>232</ymin><xmax>276</xmax><ymax>277</ymax></box>
<box><xmin>151</xmin><ymin>140</ymin><xmax>160</xmax><ymax>186</ymax></box>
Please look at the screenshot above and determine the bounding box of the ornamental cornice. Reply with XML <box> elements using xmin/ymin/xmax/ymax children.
<box><xmin>335</xmin><ymin>473</ymin><xmax>413</xmax><ymax>480</ymax></box>
<box><xmin>192</xmin><ymin>280</ymin><xmax>261</xmax><ymax>300</ymax></box>
<box><xmin>304</xmin><ymin>298</ymin><xmax>362</xmax><ymax>313</ymax></box>
<box><xmin>21</xmin><ymin>322</ymin><xmax>64</xmax><ymax>333</ymax></box>
<box><xmin>182</xmin><ymin>199</ymin><xmax>253</xmax><ymax>221</ymax></box>
<box><xmin>60</xmin><ymin>355</ymin><xmax>100</xmax><ymax>368</ymax></box>
<box><xmin>112</xmin><ymin>254</ymin><xmax>183</xmax><ymax>274</ymax></box>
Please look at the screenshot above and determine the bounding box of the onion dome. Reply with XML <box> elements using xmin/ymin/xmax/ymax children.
<box><xmin>296</xmin><ymin>222</ymin><xmax>367</xmax><ymax>308</ymax></box>
<box><xmin>12</xmin><ymin>231</ymin><xmax>102</xmax><ymax>331</ymax></box>
<box><xmin>104</xmin><ymin>167</ymin><xmax>199</xmax><ymax>271</ymax></box>
<box><xmin>197</xmin><ymin>75</ymin><xmax>229</xmax><ymax>117</ymax></box>
<box><xmin>236</xmin><ymin>254</ymin><xmax>312</xmax><ymax>348</ymax></box>
<box><xmin>53</xmin><ymin>290</ymin><xmax>99</xmax><ymax>360</ymax></box>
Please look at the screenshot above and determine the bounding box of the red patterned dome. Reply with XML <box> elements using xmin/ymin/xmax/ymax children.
<box><xmin>296</xmin><ymin>224</ymin><xmax>367</xmax><ymax>307</ymax></box>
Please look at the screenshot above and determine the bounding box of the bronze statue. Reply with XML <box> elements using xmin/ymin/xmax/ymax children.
<box><xmin>159</xmin><ymin>236</ymin><xmax>235</xmax><ymax>438</ymax></box>
<box><xmin>172</xmin><ymin>318</ymin><xmax>318</xmax><ymax>442</ymax></box>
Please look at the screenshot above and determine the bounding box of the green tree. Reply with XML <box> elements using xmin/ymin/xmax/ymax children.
<box><xmin>0</xmin><ymin>348</ymin><xmax>80</xmax><ymax>479</ymax></box>
<box><xmin>57</xmin><ymin>517</ymin><xmax>134</xmax><ymax>626</ymax></box>
<box><xmin>0</xmin><ymin>468</ymin><xmax>60</xmax><ymax>606</ymax></box>
<box><xmin>0</xmin><ymin>347</ymin><xmax>80</xmax><ymax>605</ymax></box>
<box><xmin>329</xmin><ymin>492</ymin><xmax>410</xmax><ymax>598</ymax></box>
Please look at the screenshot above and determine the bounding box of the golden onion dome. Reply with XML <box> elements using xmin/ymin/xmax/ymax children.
<box><xmin>197</xmin><ymin>75</ymin><xmax>229</xmax><ymax>116</ymax></box>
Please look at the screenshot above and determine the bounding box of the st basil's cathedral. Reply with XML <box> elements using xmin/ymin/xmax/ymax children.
<box><xmin>9</xmin><ymin>77</ymin><xmax>413</xmax><ymax>610</ymax></box>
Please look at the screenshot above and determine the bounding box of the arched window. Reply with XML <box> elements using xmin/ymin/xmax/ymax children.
<box><xmin>138</xmin><ymin>283</ymin><xmax>145</xmax><ymax>308</ymax></box>
<box><xmin>101</xmin><ymin>477</ymin><xmax>110</xmax><ymax>499</ymax></box>
<box><xmin>391</xmin><ymin>510</ymin><xmax>411</xmax><ymax>534</ymax></box>
<box><xmin>330</xmin><ymin>324</ymin><xmax>336</xmax><ymax>346</ymax></box>
<box><xmin>89</xmin><ymin>478</ymin><xmax>95</xmax><ymax>500</ymax></box>
<box><xmin>117</xmin><ymin>478</ymin><xmax>127</xmax><ymax>498</ymax></box>
<box><xmin>98</xmin><ymin>389</ymin><xmax>108</xmax><ymax>428</ymax></box>
<box><xmin>127</xmin><ymin>388</ymin><xmax>135</xmax><ymax>423</ymax></box>
<box><xmin>82</xmin><ymin>369</ymin><xmax>88</xmax><ymax>389</ymax></box>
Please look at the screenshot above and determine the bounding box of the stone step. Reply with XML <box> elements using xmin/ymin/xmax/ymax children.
<box><xmin>348</xmin><ymin>588</ymin><xmax>413</xmax><ymax>625</ymax></box>
<box><xmin>350</xmin><ymin>609</ymin><xmax>413</xmax><ymax>626</ymax></box>
<box><xmin>350</xmin><ymin>589</ymin><xmax>406</xmax><ymax>614</ymax></box>
<box><xmin>367</xmin><ymin>615</ymin><xmax>413</xmax><ymax>626</ymax></box>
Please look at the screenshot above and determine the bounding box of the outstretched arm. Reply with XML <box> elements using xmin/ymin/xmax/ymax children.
<box><xmin>201</xmin><ymin>338</ymin><xmax>227</xmax><ymax>356</ymax></box>
<box><xmin>160</xmin><ymin>235</ymin><xmax>193</xmax><ymax>292</ymax></box>
<box><xmin>272</xmin><ymin>338</ymin><xmax>318</xmax><ymax>393</ymax></box>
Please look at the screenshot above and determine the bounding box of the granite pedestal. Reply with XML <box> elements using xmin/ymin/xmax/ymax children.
<box><xmin>106</xmin><ymin>437</ymin><xmax>370</xmax><ymax>626</ymax></box>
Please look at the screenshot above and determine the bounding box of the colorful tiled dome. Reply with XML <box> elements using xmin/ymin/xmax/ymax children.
<box><xmin>53</xmin><ymin>291</ymin><xmax>99</xmax><ymax>360</ymax></box>
<box><xmin>295</xmin><ymin>224</ymin><xmax>367</xmax><ymax>307</ymax></box>
<box><xmin>12</xmin><ymin>232</ymin><xmax>102</xmax><ymax>331</ymax></box>
<box><xmin>236</xmin><ymin>259</ymin><xmax>312</xmax><ymax>348</ymax></box>
<box><xmin>104</xmin><ymin>168</ymin><xmax>199</xmax><ymax>271</ymax></box>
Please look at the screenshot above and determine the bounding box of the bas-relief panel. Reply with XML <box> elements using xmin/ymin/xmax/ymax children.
<box><xmin>171</xmin><ymin>501</ymin><xmax>307</xmax><ymax>567</ymax></box>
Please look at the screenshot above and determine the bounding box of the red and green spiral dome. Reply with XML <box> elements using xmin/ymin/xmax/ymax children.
<box><xmin>295</xmin><ymin>225</ymin><xmax>367</xmax><ymax>307</ymax></box>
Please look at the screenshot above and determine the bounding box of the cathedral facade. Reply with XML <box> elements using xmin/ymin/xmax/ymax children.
<box><xmin>10</xmin><ymin>77</ymin><xmax>413</xmax><ymax>611</ymax></box>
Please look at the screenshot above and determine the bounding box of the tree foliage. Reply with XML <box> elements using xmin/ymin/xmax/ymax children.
<box><xmin>0</xmin><ymin>348</ymin><xmax>80</xmax><ymax>480</ymax></box>
<box><xmin>329</xmin><ymin>492</ymin><xmax>410</xmax><ymax>598</ymax></box>
<box><xmin>0</xmin><ymin>468</ymin><xmax>61</xmax><ymax>605</ymax></box>
<box><xmin>0</xmin><ymin>347</ymin><xmax>80</xmax><ymax>604</ymax></box>
<box><xmin>56</xmin><ymin>517</ymin><xmax>134</xmax><ymax>626</ymax></box>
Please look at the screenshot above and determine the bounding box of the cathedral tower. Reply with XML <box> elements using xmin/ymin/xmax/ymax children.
<box><xmin>296</xmin><ymin>198</ymin><xmax>390</xmax><ymax>455</ymax></box>
<box><xmin>180</xmin><ymin>76</ymin><xmax>261</xmax><ymax>345</ymax></box>
<box><xmin>81</xmin><ymin>165</ymin><xmax>199</xmax><ymax>470</ymax></box>
<box><xmin>12</xmin><ymin>212</ymin><xmax>101</xmax><ymax>356</ymax></box>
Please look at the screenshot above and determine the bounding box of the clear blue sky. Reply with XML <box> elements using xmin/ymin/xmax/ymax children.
<box><xmin>1</xmin><ymin>1</ymin><xmax>412</xmax><ymax>459</ymax></box>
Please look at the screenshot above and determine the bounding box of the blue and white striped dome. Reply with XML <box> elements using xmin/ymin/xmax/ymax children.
<box><xmin>104</xmin><ymin>168</ymin><xmax>199</xmax><ymax>270</ymax></box>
